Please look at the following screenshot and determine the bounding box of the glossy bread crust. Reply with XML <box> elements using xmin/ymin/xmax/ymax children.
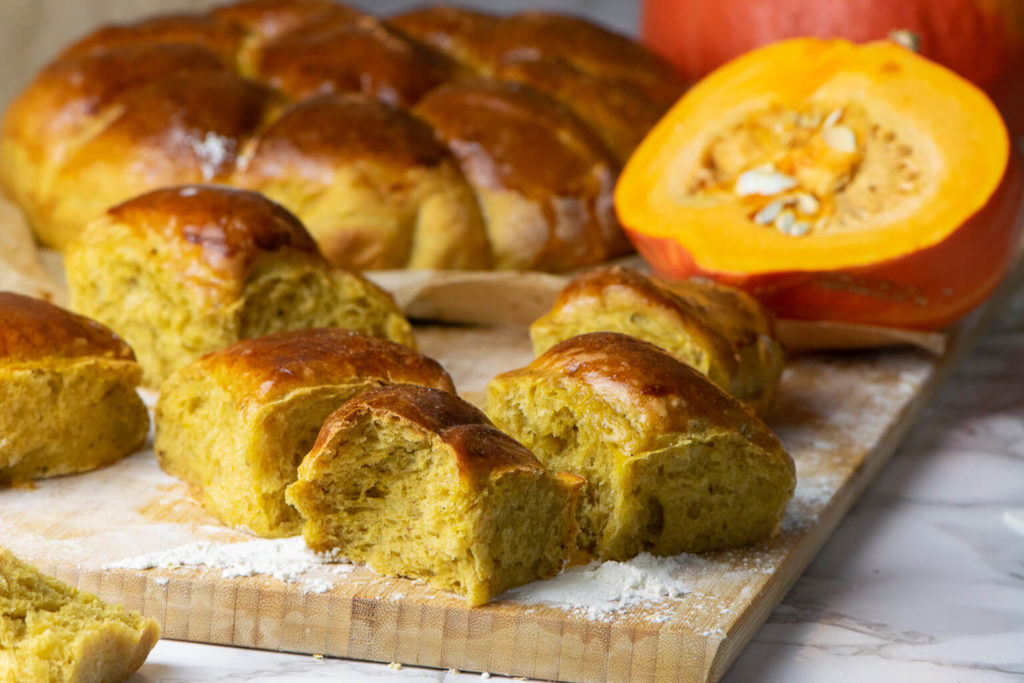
<box><xmin>504</xmin><ymin>331</ymin><xmax>782</xmax><ymax>454</ymax></box>
<box><xmin>309</xmin><ymin>383</ymin><xmax>545</xmax><ymax>483</ymax></box>
<box><xmin>190</xmin><ymin>328</ymin><xmax>455</xmax><ymax>410</ymax></box>
<box><xmin>0</xmin><ymin>0</ymin><xmax>678</xmax><ymax>270</ymax></box>
<box><xmin>0</xmin><ymin>292</ymin><xmax>135</xmax><ymax>364</ymax></box>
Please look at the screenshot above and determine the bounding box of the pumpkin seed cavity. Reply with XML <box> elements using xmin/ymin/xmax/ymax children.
<box><xmin>688</xmin><ymin>103</ymin><xmax>923</xmax><ymax>237</ymax></box>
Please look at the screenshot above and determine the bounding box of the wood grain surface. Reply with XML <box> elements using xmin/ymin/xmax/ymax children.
<box><xmin>2</xmin><ymin>261</ymin><xmax>1020</xmax><ymax>682</ymax></box>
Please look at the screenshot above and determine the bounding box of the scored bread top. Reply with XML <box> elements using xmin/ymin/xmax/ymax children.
<box><xmin>180</xmin><ymin>328</ymin><xmax>454</xmax><ymax>408</ymax></box>
<box><xmin>495</xmin><ymin>332</ymin><xmax>782</xmax><ymax>454</ymax></box>
<box><xmin>0</xmin><ymin>292</ymin><xmax>136</xmax><ymax>364</ymax></box>
<box><xmin>307</xmin><ymin>383</ymin><xmax>547</xmax><ymax>483</ymax></box>
<box><xmin>100</xmin><ymin>184</ymin><xmax>323</xmax><ymax>286</ymax></box>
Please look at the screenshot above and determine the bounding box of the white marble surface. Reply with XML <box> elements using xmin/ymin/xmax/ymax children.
<box><xmin>125</xmin><ymin>291</ymin><xmax>1024</xmax><ymax>682</ymax></box>
<box><xmin>9</xmin><ymin>0</ymin><xmax>1020</xmax><ymax>679</ymax></box>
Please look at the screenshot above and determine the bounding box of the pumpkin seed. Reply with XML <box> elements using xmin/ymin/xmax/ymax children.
<box><xmin>735</xmin><ymin>168</ymin><xmax>798</xmax><ymax>196</ymax></box>
<box><xmin>823</xmin><ymin>108</ymin><xmax>844</xmax><ymax>129</ymax></box>
<box><xmin>794</xmin><ymin>192</ymin><xmax>820</xmax><ymax>215</ymax></box>
<box><xmin>790</xmin><ymin>220</ymin><xmax>811</xmax><ymax>236</ymax></box>
<box><xmin>775</xmin><ymin>210</ymin><xmax>796</xmax><ymax>233</ymax></box>
<box><xmin>823</xmin><ymin>125</ymin><xmax>857</xmax><ymax>153</ymax></box>
<box><xmin>753</xmin><ymin>199</ymin><xmax>785</xmax><ymax>224</ymax></box>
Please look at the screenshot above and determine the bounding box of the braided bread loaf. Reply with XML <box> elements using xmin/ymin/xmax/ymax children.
<box><xmin>0</xmin><ymin>0</ymin><xmax>684</xmax><ymax>272</ymax></box>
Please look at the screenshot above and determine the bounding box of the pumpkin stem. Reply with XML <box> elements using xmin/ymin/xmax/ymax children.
<box><xmin>889</xmin><ymin>29</ymin><xmax>921</xmax><ymax>53</ymax></box>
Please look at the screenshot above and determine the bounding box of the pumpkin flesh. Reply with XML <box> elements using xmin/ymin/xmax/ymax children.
<box><xmin>616</xmin><ymin>38</ymin><xmax>1020</xmax><ymax>329</ymax></box>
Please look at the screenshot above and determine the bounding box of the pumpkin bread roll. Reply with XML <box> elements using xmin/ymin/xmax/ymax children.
<box><xmin>2</xmin><ymin>0</ymin><xmax>676</xmax><ymax>268</ymax></box>
<box><xmin>392</xmin><ymin>7</ymin><xmax>684</xmax><ymax>163</ymax></box>
<box><xmin>236</xmin><ymin>94</ymin><xmax>490</xmax><ymax>270</ymax></box>
<box><xmin>65</xmin><ymin>185</ymin><xmax>413</xmax><ymax>387</ymax></box>
<box><xmin>486</xmin><ymin>332</ymin><xmax>795</xmax><ymax>561</ymax></box>
<box><xmin>286</xmin><ymin>384</ymin><xmax>583</xmax><ymax>606</ymax></box>
<box><xmin>254</xmin><ymin>14</ymin><xmax>459</xmax><ymax>105</ymax></box>
<box><xmin>0</xmin><ymin>547</ymin><xmax>159</xmax><ymax>683</ymax></box>
<box><xmin>0</xmin><ymin>292</ymin><xmax>148</xmax><ymax>487</ymax></box>
<box><xmin>414</xmin><ymin>81</ymin><xmax>628</xmax><ymax>272</ymax></box>
<box><xmin>155</xmin><ymin>328</ymin><xmax>455</xmax><ymax>538</ymax></box>
<box><xmin>531</xmin><ymin>266</ymin><xmax>785</xmax><ymax>416</ymax></box>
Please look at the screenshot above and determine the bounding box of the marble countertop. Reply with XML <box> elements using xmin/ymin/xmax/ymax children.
<box><xmin>127</xmin><ymin>289</ymin><xmax>1024</xmax><ymax>682</ymax></box>
<box><xmin>3</xmin><ymin>0</ymin><xmax>1018</xmax><ymax>680</ymax></box>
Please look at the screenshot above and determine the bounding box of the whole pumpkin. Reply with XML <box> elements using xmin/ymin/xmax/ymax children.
<box><xmin>642</xmin><ymin>0</ymin><xmax>1024</xmax><ymax>132</ymax></box>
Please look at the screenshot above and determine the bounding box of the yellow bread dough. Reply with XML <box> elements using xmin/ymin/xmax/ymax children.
<box><xmin>530</xmin><ymin>266</ymin><xmax>785</xmax><ymax>417</ymax></box>
<box><xmin>286</xmin><ymin>384</ymin><xmax>583</xmax><ymax>606</ymax></box>
<box><xmin>155</xmin><ymin>328</ymin><xmax>456</xmax><ymax>537</ymax></box>
<box><xmin>66</xmin><ymin>185</ymin><xmax>413</xmax><ymax>387</ymax></box>
<box><xmin>487</xmin><ymin>332</ymin><xmax>795</xmax><ymax>561</ymax></box>
<box><xmin>0</xmin><ymin>547</ymin><xmax>159</xmax><ymax>683</ymax></box>
<box><xmin>0</xmin><ymin>292</ymin><xmax>148</xmax><ymax>486</ymax></box>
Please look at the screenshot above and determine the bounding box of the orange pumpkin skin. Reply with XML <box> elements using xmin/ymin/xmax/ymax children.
<box><xmin>617</xmin><ymin>38</ymin><xmax>1020</xmax><ymax>331</ymax></box>
<box><xmin>627</xmin><ymin>155</ymin><xmax>1023</xmax><ymax>330</ymax></box>
<box><xmin>642</xmin><ymin>0</ymin><xmax>1024</xmax><ymax>132</ymax></box>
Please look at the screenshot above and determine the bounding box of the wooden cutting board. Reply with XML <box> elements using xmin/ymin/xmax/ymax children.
<box><xmin>0</xmin><ymin>272</ymin><xmax>1017</xmax><ymax>683</ymax></box>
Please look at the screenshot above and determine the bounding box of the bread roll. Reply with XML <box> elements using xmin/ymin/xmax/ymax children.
<box><xmin>155</xmin><ymin>328</ymin><xmax>455</xmax><ymax>537</ymax></box>
<box><xmin>286</xmin><ymin>383</ymin><xmax>583</xmax><ymax>606</ymax></box>
<box><xmin>235</xmin><ymin>94</ymin><xmax>490</xmax><ymax>270</ymax></box>
<box><xmin>0</xmin><ymin>547</ymin><xmax>159</xmax><ymax>683</ymax></box>
<box><xmin>65</xmin><ymin>185</ymin><xmax>413</xmax><ymax>386</ymax></box>
<box><xmin>392</xmin><ymin>8</ymin><xmax>685</xmax><ymax>163</ymax></box>
<box><xmin>1</xmin><ymin>1</ymin><xmax>679</xmax><ymax>270</ymax></box>
<box><xmin>414</xmin><ymin>81</ymin><xmax>628</xmax><ymax>271</ymax></box>
<box><xmin>486</xmin><ymin>332</ymin><xmax>795</xmax><ymax>561</ymax></box>
<box><xmin>530</xmin><ymin>267</ymin><xmax>785</xmax><ymax>416</ymax></box>
<box><xmin>0</xmin><ymin>292</ymin><xmax>148</xmax><ymax>486</ymax></box>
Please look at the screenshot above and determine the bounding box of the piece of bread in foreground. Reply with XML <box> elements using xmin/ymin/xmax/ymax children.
<box><xmin>286</xmin><ymin>384</ymin><xmax>583</xmax><ymax>606</ymax></box>
<box><xmin>65</xmin><ymin>185</ymin><xmax>414</xmax><ymax>387</ymax></box>
<box><xmin>0</xmin><ymin>292</ymin><xmax>149</xmax><ymax>486</ymax></box>
<box><xmin>530</xmin><ymin>266</ymin><xmax>785</xmax><ymax>416</ymax></box>
<box><xmin>486</xmin><ymin>332</ymin><xmax>795</xmax><ymax>561</ymax></box>
<box><xmin>155</xmin><ymin>328</ymin><xmax>455</xmax><ymax>537</ymax></box>
<box><xmin>0</xmin><ymin>547</ymin><xmax>159</xmax><ymax>683</ymax></box>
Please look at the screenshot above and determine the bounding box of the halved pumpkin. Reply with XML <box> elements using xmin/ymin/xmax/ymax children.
<box><xmin>616</xmin><ymin>38</ymin><xmax>1023</xmax><ymax>330</ymax></box>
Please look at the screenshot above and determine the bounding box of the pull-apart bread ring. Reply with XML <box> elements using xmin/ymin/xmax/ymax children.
<box><xmin>0</xmin><ymin>292</ymin><xmax>148</xmax><ymax>486</ymax></box>
<box><xmin>531</xmin><ymin>266</ymin><xmax>785</xmax><ymax>416</ymax></box>
<box><xmin>286</xmin><ymin>383</ymin><xmax>583</xmax><ymax>606</ymax></box>
<box><xmin>486</xmin><ymin>332</ymin><xmax>795</xmax><ymax>561</ymax></box>
<box><xmin>65</xmin><ymin>185</ymin><xmax>413</xmax><ymax>387</ymax></box>
<box><xmin>155</xmin><ymin>328</ymin><xmax>455</xmax><ymax>537</ymax></box>
<box><xmin>0</xmin><ymin>0</ymin><xmax>683</xmax><ymax>271</ymax></box>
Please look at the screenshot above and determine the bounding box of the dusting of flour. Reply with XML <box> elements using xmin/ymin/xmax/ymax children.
<box><xmin>103</xmin><ymin>537</ymin><xmax>353</xmax><ymax>594</ymax></box>
<box><xmin>505</xmin><ymin>553</ymin><xmax>692</xmax><ymax>622</ymax></box>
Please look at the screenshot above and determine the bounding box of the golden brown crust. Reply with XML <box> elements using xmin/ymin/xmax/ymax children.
<box><xmin>486</xmin><ymin>12</ymin><xmax>686</xmax><ymax>107</ymax></box>
<box><xmin>2</xmin><ymin>45</ymin><xmax>230</xmax><ymax>154</ymax></box>
<box><xmin>0</xmin><ymin>292</ymin><xmax>135</xmax><ymax>364</ymax></box>
<box><xmin>59</xmin><ymin>13</ymin><xmax>246</xmax><ymax>66</ymax></box>
<box><xmin>493</xmin><ymin>59</ymin><xmax>667</xmax><ymax>164</ymax></box>
<box><xmin>500</xmin><ymin>331</ymin><xmax>782</xmax><ymax>453</ymax></box>
<box><xmin>2</xmin><ymin>0</ymin><xmax>673</xmax><ymax>268</ymax></box>
<box><xmin>313</xmin><ymin>383</ymin><xmax>545</xmax><ymax>482</ymax></box>
<box><xmin>192</xmin><ymin>328</ymin><xmax>454</xmax><ymax>406</ymax></box>
<box><xmin>256</xmin><ymin>15</ymin><xmax>455</xmax><ymax>106</ymax></box>
<box><xmin>414</xmin><ymin>80</ymin><xmax>627</xmax><ymax>271</ymax></box>
<box><xmin>548</xmin><ymin>266</ymin><xmax>739</xmax><ymax>374</ymax></box>
<box><xmin>104</xmin><ymin>184</ymin><xmax>322</xmax><ymax>296</ymax></box>
<box><xmin>387</xmin><ymin>6</ymin><xmax>499</xmax><ymax>73</ymax></box>
<box><xmin>211</xmin><ymin>0</ymin><xmax>364</xmax><ymax>41</ymax></box>
<box><xmin>238</xmin><ymin>93</ymin><xmax>449</xmax><ymax>178</ymax></box>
